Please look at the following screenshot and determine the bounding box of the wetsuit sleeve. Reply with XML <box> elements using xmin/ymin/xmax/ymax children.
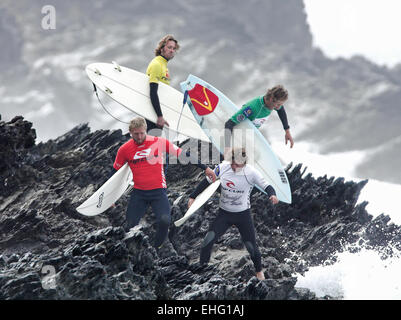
<box><xmin>264</xmin><ymin>185</ymin><xmax>276</xmax><ymax>198</ymax></box>
<box><xmin>276</xmin><ymin>106</ymin><xmax>290</xmax><ymax>130</ymax></box>
<box><xmin>113</xmin><ymin>146</ymin><xmax>127</xmax><ymax>170</ymax></box>
<box><xmin>149</xmin><ymin>83</ymin><xmax>163</xmax><ymax>117</ymax></box>
<box><xmin>189</xmin><ymin>178</ymin><xmax>210</xmax><ymax>199</ymax></box>
<box><xmin>192</xmin><ymin>164</ymin><xmax>224</xmax><ymax>196</ymax></box>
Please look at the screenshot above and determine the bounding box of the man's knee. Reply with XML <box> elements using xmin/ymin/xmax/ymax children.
<box><xmin>159</xmin><ymin>213</ymin><xmax>171</xmax><ymax>225</ymax></box>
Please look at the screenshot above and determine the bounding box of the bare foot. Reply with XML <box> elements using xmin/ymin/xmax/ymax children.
<box><xmin>256</xmin><ymin>271</ymin><xmax>265</xmax><ymax>280</ymax></box>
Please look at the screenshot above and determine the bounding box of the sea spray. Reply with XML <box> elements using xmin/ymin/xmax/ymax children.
<box><xmin>295</xmin><ymin>246</ymin><xmax>401</xmax><ymax>299</ymax></box>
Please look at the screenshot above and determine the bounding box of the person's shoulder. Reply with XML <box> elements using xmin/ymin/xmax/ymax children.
<box><xmin>148</xmin><ymin>56</ymin><xmax>159</xmax><ymax>63</ymax></box>
<box><xmin>147</xmin><ymin>56</ymin><xmax>163</xmax><ymax>70</ymax></box>
<box><xmin>149</xmin><ymin>135</ymin><xmax>171</xmax><ymax>146</ymax></box>
<box><xmin>118</xmin><ymin>138</ymin><xmax>133</xmax><ymax>151</ymax></box>
<box><xmin>244</xmin><ymin>164</ymin><xmax>260</xmax><ymax>176</ymax></box>
<box><xmin>217</xmin><ymin>161</ymin><xmax>231</xmax><ymax>172</ymax></box>
<box><xmin>243</xmin><ymin>95</ymin><xmax>263</xmax><ymax>106</ymax></box>
<box><xmin>145</xmin><ymin>135</ymin><xmax>158</xmax><ymax>143</ymax></box>
<box><xmin>150</xmin><ymin>55</ymin><xmax>166</xmax><ymax>65</ymax></box>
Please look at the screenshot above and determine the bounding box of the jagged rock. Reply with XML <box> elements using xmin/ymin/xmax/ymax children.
<box><xmin>1</xmin><ymin>117</ymin><xmax>401</xmax><ymax>300</ymax></box>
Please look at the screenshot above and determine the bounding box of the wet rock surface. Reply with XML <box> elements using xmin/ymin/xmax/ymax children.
<box><xmin>1</xmin><ymin>116</ymin><xmax>400</xmax><ymax>300</ymax></box>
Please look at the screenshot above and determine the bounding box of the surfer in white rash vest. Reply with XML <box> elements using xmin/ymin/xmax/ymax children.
<box><xmin>224</xmin><ymin>85</ymin><xmax>294</xmax><ymax>158</ymax></box>
<box><xmin>146</xmin><ymin>34</ymin><xmax>180</xmax><ymax>136</ymax></box>
<box><xmin>188</xmin><ymin>148</ymin><xmax>279</xmax><ymax>281</ymax></box>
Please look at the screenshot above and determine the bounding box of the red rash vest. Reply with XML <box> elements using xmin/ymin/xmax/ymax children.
<box><xmin>113</xmin><ymin>135</ymin><xmax>182</xmax><ymax>190</ymax></box>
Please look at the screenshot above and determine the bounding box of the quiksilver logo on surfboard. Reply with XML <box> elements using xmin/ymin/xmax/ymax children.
<box><xmin>188</xmin><ymin>84</ymin><xmax>219</xmax><ymax>116</ymax></box>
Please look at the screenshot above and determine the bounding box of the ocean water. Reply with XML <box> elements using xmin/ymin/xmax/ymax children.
<box><xmin>270</xmin><ymin>139</ymin><xmax>401</xmax><ymax>299</ymax></box>
<box><xmin>295</xmin><ymin>247</ymin><xmax>401</xmax><ymax>299</ymax></box>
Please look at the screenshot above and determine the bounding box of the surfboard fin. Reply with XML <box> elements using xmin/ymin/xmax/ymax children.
<box><xmin>123</xmin><ymin>182</ymin><xmax>134</xmax><ymax>197</ymax></box>
<box><xmin>112</xmin><ymin>61</ymin><xmax>122</xmax><ymax>72</ymax></box>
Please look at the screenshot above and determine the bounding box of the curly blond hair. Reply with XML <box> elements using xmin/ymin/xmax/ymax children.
<box><xmin>154</xmin><ymin>34</ymin><xmax>180</xmax><ymax>56</ymax></box>
<box><xmin>264</xmin><ymin>85</ymin><xmax>288</xmax><ymax>102</ymax></box>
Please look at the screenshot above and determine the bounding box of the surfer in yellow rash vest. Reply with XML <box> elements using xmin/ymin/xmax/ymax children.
<box><xmin>146</xmin><ymin>34</ymin><xmax>180</xmax><ymax>136</ymax></box>
<box><xmin>224</xmin><ymin>85</ymin><xmax>294</xmax><ymax>158</ymax></box>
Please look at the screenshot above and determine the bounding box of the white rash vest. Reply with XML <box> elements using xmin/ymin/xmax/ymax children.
<box><xmin>213</xmin><ymin>161</ymin><xmax>270</xmax><ymax>212</ymax></box>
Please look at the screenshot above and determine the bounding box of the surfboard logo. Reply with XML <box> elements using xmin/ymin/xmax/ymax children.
<box><xmin>96</xmin><ymin>192</ymin><xmax>104</xmax><ymax>208</ymax></box>
<box><xmin>188</xmin><ymin>84</ymin><xmax>219</xmax><ymax>116</ymax></box>
<box><xmin>134</xmin><ymin>148</ymin><xmax>151</xmax><ymax>160</ymax></box>
<box><xmin>278</xmin><ymin>170</ymin><xmax>288</xmax><ymax>184</ymax></box>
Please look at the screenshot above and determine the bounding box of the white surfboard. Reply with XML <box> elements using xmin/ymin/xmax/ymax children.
<box><xmin>174</xmin><ymin>180</ymin><xmax>221</xmax><ymax>227</ymax></box>
<box><xmin>76</xmin><ymin>163</ymin><xmax>133</xmax><ymax>216</ymax></box>
<box><xmin>85</xmin><ymin>62</ymin><xmax>210</xmax><ymax>142</ymax></box>
<box><xmin>180</xmin><ymin>75</ymin><xmax>292</xmax><ymax>204</ymax></box>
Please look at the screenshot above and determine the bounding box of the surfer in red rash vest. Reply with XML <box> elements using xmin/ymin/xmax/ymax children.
<box><xmin>113</xmin><ymin>116</ymin><xmax>216</xmax><ymax>248</ymax></box>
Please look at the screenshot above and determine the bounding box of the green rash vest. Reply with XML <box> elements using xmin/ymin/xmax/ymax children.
<box><xmin>230</xmin><ymin>95</ymin><xmax>283</xmax><ymax>124</ymax></box>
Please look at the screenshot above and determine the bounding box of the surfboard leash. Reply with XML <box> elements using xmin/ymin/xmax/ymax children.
<box><xmin>92</xmin><ymin>83</ymin><xmax>130</xmax><ymax>124</ymax></box>
<box><xmin>173</xmin><ymin>90</ymin><xmax>189</xmax><ymax>142</ymax></box>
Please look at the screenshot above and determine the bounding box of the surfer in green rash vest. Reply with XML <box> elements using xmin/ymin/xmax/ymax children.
<box><xmin>224</xmin><ymin>85</ymin><xmax>294</xmax><ymax>158</ymax></box>
<box><xmin>146</xmin><ymin>34</ymin><xmax>180</xmax><ymax>136</ymax></box>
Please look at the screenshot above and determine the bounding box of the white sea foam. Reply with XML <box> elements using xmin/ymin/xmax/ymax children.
<box><xmin>295</xmin><ymin>247</ymin><xmax>401</xmax><ymax>299</ymax></box>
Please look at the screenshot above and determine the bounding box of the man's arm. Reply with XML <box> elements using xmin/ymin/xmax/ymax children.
<box><xmin>189</xmin><ymin>178</ymin><xmax>210</xmax><ymax>199</ymax></box>
<box><xmin>276</xmin><ymin>106</ymin><xmax>289</xmax><ymax>130</ymax></box>
<box><xmin>276</xmin><ymin>106</ymin><xmax>294</xmax><ymax>148</ymax></box>
<box><xmin>149</xmin><ymin>83</ymin><xmax>169</xmax><ymax>128</ymax></box>
<box><xmin>149</xmin><ymin>82</ymin><xmax>163</xmax><ymax>118</ymax></box>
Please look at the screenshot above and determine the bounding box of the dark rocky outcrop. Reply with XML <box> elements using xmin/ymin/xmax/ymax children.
<box><xmin>1</xmin><ymin>116</ymin><xmax>400</xmax><ymax>300</ymax></box>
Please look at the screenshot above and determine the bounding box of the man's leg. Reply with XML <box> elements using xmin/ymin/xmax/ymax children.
<box><xmin>149</xmin><ymin>189</ymin><xmax>171</xmax><ymax>248</ymax></box>
<box><xmin>200</xmin><ymin>210</ymin><xmax>231</xmax><ymax>265</ymax></box>
<box><xmin>126</xmin><ymin>190</ymin><xmax>148</xmax><ymax>231</ymax></box>
<box><xmin>235</xmin><ymin>211</ymin><xmax>263</xmax><ymax>279</ymax></box>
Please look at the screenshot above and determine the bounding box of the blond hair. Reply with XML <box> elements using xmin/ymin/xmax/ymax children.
<box><xmin>265</xmin><ymin>85</ymin><xmax>288</xmax><ymax>102</ymax></box>
<box><xmin>154</xmin><ymin>34</ymin><xmax>180</xmax><ymax>56</ymax></box>
<box><xmin>129</xmin><ymin>116</ymin><xmax>147</xmax><ymax>131</ymax></box>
